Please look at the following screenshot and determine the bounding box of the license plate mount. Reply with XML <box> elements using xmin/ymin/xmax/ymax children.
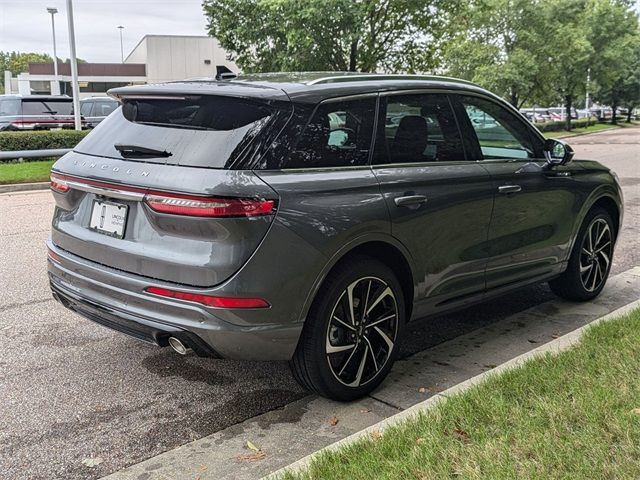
<box><xmin>89</xmin><ymin>200</ymin><xmax>128</xmax><ymax>239</ymax></box>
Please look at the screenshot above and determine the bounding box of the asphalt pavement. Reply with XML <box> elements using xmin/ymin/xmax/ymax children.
<box><xmin>0</xmin><ymin>126</ymin><xmax>638</xmax><ymax>479</ymax></box>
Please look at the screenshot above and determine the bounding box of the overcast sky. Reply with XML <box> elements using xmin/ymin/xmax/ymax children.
<box><xmin>0</xmin><ymin>0</ymin><xmax>208</xmax><ymax>63</ymax></box>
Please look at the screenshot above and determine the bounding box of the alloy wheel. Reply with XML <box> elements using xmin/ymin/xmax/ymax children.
<box><xmin>579</xmin><ymin>218</ymin><xmax>613</xmax><ymax>292</ymax></box>
<box><xmin>325</xmin><ymin>276</ymin><xmax>398</xmax><ymax>387</ymax></box>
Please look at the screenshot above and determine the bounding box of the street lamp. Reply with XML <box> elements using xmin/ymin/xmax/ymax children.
<box><xmin>117</xmin><ymin>26</ymin><xmax>124</xmax><ymax>63</ymax></box>
<box><xmin>66</xmin><ymin>0</ymin><xmax>81</xmax><ymax>130</ymax></box>
<box><xmin>46</xmin><ymin>6</ymin><xmax>59</xmax><ymax>93</ymax></box>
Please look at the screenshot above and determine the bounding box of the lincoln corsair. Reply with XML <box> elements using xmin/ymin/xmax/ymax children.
<box><xmin>48</xmin><ymin>73</ymin><xmax>623</xmax><ymax>400</ymax></box>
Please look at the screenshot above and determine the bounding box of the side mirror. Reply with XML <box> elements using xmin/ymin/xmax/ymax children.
<box><xmin>544</xmin><ymin>138</ymin><xmax>574</xmax><ymax>167</ymax></box>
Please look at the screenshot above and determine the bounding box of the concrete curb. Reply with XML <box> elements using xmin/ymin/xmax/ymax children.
<box><xmin>0</xmin><ymin>182</ymin><xmax>49</xmax><ymax>194</ymax></box>
<box><xmin>267</xmin><ymin>296</ymin><xmax>640</xmax><ymax>479</ymax></box>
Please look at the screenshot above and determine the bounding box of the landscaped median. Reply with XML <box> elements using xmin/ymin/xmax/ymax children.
<box><xmin>279</xmin><ymin>306</ymin><xmax>640</xmax><ymax>480</ymax></box>
<box><xmin>0</xmin><ymin>129</ymin><xmax>89</xmax><ymax>186</ymax></box>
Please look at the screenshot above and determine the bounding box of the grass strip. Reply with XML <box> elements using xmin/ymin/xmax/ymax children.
<box><xmin>282</xmin><ymin>307</ymin><xmax>640</xmax><ymax>480</ymax></box>
<box><xmin>0</xmin><ymin>160</ymin><xmax>56</xmax><ymax>185</ymax></box>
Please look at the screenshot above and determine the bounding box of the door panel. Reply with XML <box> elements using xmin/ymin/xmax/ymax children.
<box><xmin>481</xmin><ymin>161</ymin><xmax>577</xmax><ymax>289</ymax></box>
<box><xmin>372</xmin><ymin>93</ymin><xmax>494</xmax><ymax>318</ymax></box>
<box><xmin>452</xmin><ymin>94</ymin><xmax>576</xmax><ymax>289</ymax></box>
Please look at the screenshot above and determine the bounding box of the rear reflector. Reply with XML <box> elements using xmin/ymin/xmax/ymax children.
<box><xmin>144</xmin><ymin>286</ymin><xmax>270</xmax><ymax>309</ymax></box>
<box><xmin>47</xmin><ymin>245</ymin><xmax>61</xmax><ymax>263</ymax></box>
<box><xmin>50</xmin><ymin>173</ymin><xmax>70</xmax><ymax>193</ymax></box>
<box><xmin>144</xmin><ymin>193</ymin><xmax>275</xmax><ymax>218</ymax></box>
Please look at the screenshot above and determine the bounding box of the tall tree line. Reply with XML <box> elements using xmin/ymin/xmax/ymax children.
<box><xmin>203</xmin><ymin>0</ymin><xmax>640</xmax><ymax>127</ymax></box>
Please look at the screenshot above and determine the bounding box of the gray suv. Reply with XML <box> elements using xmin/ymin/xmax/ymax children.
<box><xmin>48</xmin><ymin>73</ymin><xmax>623</xmax><ymax>400</ymax></box>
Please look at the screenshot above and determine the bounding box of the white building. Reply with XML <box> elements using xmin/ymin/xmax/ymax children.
<box><xmin>4</xmin><ymin>35</ymin><xmax>238</xmax><ymax>98</ymax></box>
<box><xmin>125</xmin><ymin>35</ymin><xmax>237</xmax><ymax>84</ymax></box>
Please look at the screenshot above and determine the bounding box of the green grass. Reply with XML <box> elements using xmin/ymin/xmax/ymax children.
<box><xmin>0</xmin><ymin>159</ymin><xmax>55</xmax><ymax>185</ymax></box>
<box><xmin>282</xmin><ymin>308</ymin><xmax>640</xmax><ymax>480</ymax></box>
<box><xmin>545</xmin><ymin>123</ymin><xmax>621</xmax><ymax>138</ymax></box>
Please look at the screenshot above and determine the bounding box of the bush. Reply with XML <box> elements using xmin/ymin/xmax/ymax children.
<box><xmin>0</xmin><ymin>129</ymin><xmax>89</xmax><ymax>152</ymax></box>
<box><xmin>535</xmin><ymin>118</ymin><xmax>597</xmax><ymax>132</ymax></box>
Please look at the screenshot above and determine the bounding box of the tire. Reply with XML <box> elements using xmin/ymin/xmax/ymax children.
<box><xmin>290</xmin><ymin>255</ymin><xmax>406</xmax><ymax>401</ymax></box>
<box><xmin>549</xmin><ymin>207</ymin><xmax>615</xmax><ymax>301</ymax></box>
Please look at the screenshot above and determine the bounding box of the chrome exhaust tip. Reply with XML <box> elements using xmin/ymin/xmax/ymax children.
<box><xmin>168</xmin><ymin>336</ymin><xmax>192</xmax><ymax>355</ymax></box>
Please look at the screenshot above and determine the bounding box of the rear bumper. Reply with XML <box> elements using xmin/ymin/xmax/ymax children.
<box><xmin>47</xmin><ymin>239</ymin><xmax>302</xmax><ymax>361</ymax></box>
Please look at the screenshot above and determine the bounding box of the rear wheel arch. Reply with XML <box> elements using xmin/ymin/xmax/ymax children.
<box><xmin>303</xmin><ymin>239</ymin><xmax>415</xmax><ymax>325</ymax></box>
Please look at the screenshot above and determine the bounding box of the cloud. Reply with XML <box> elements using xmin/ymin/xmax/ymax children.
<box><xmin>0</xmin><ymin>0</ymin><xmax>208</xmax><ymax>63</ymax></box>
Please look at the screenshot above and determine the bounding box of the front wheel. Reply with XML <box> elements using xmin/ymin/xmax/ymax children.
<box><xmin>549</xmin><ymin>207</ymin><xmax>615</xmax><ymax>301</ymax></box>
<box><xmin>290</xmin><ymin>256</ymin><xmax>405</xmax><ymax>401</ymax></box>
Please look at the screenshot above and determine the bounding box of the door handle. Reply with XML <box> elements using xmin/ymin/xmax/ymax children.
<box><xmin>498</xmin><ymin>185</ymin><xmax>522</xmax><ymax>194</ymax></box>
<box><xmin>394</xmin><ymin>195</ymin><xmax>428</xmax><ymax>207</ymax></box>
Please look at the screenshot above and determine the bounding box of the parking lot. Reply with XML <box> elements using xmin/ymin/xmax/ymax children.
<box><xmin>1</xmin><ymin>127</ymin><xmax>639</xmax><ymax>479</ymax></box>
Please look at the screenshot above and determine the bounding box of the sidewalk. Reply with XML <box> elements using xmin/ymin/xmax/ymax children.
<box><xmin>102</xmin><ymin>267</ymin><xmax>640</xmax><ymax>480</ymax></box>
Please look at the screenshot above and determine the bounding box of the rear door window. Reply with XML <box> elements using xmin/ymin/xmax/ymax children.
<box><xmin>73</xmin><ymin>95</ymin><xmax>284</xmax><ymax>169</ymax></box>
<box><xmin>284</xmin><ymin>97</ymin><xmax>376</xmax><ymax>169</ymax></box>
<box><xmin>374</xmin><ymin>94</ymin><xmax>465</xmax><ymax>164</ymax></box>
<box><xmin>22</xmin><ymin>100</ymin><xmax>72</xmax><ymax>116</ymax></box>
<box><xmin>93</xmin><ymin>101</ymin><xmax>118</xmax><ymax>117</ymax></box>
<box><xmin>0</xmin><ymin>99</ymin><xmax>20</xmax><ymax>116</ymax></box>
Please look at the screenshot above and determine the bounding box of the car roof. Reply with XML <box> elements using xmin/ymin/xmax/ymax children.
<box><xmin>0</xmin><ymin>94</ymin><xmax>72</xmax><ymax>101</ymax></box>
<box><xmin>108</xmin><ymin>72</ymin><xmax>495</xmax><ymax>105</ymax></box>
<box><xmin>81</xmin><ymin>96</ymin><xmax>117</xmax><ymax>102</ymax></box>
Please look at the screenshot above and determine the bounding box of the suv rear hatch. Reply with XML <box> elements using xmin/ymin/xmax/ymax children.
<box><xmin>50</xmin><ymin>83</ymin><xmax>292</xmax><ymax>287</ymax></box>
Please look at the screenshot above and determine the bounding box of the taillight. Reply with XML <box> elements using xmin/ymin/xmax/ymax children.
<box><xmin>144</xmin><ymin>193</ymin><xmax>275</xmax><ymax>218</ymax></box>
<box><xmin>50</xmin><ymin>172</ymin><xmax>70</xmax><ymax>193</ymax></box>
<box><xmin>144</xmin><ymin>286</ymin><xmax>270</xmax><ymax>309</ymax></box>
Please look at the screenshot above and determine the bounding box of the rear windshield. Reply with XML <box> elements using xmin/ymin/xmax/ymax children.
<box><xmin>74</xmin><ymin>96</ymin><xmax>281</xmax><ymax>169</ymax></box>
<box><xmin>123</xmin><ymin>97</ymin><xmax>271</xmax><ymax>131</ymax></box>
<box><xmin>22</xmin><ymin>99</ymin><xmax>73</xmax><ymax>115</ymax></box>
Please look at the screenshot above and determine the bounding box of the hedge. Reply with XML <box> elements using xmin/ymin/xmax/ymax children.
<box><xmin>535</xmin><ymin>118</ymin><xmax>597</xmax><ymax>132</ymax></box>
<box><xmin>0</xmin><ymin>129</ymin><xmax>89</xmax><ymax>152</ymax></box>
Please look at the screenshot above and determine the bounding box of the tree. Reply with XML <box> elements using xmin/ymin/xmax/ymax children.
<box><xmin>442</xmin><ymin>0</ymin><xmax>551</xmax><ymax>108</ymax></box>
<box><xmin>0</xmin><ymin>51</ymin><xmax>53</xmax><ymax>91</ymax></box>
<box><xmin>588</xmin><ymin>1</ymin><xmax>640</xmax><ymax>124</ymax></box>
<box><xmin>202</xmin><ymin>0</ymin><xmax>458</xmax><ymax>73</ymax></box>
<box><xmin>543</xmin><ymin>0</ymin><xmax>639</xmax><ymax>129</ymax></box>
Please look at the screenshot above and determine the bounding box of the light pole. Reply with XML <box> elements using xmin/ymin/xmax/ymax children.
<box><xmin>46</xmin><ymin>6</ymin><xmax>59</xmax><ymax>94</ymax></box>
<box><xmin>66</xmin><ymin>0</ymin><xmax>81</xmax><ymax>130</ymax></box>
<box><xmin>117</xmin><ymin>26</ymin><xmax>124</xmax><ymax>63</ymax></box>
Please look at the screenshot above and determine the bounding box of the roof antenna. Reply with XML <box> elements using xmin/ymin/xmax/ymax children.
<box><xmin>215</xmin><ymin>65</ymin><xmax>237</xmax><ymax>81</ymax></box>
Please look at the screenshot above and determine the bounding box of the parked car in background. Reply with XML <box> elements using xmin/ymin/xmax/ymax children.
<box><xmin>519</xmin><ymin>108</ymin><xmax>551</xmax><ymax>123</ymax></box>
<box><xmin>48</xmin><ymin>73</ymin><xmax>623</xmax><ymax>400</ymax></box>
<box><xmin>0</xmin><ymin>95</ymin><xmax>84</xmax><ymax>131</ymax></box>
<box><xmin>80</xmin><ymin>97</ymin><xmax>119</xmax><ymax>128</ymax></box>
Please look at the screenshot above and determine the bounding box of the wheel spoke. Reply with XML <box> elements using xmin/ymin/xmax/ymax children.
<box><xmin>348</xmin><ymin>344</ymin><xmax>369</xmax><ymax>387</ymax></box>
<box><xmin>582</xmin><ymin>247</ymin><xmax>592</xmax><ymax>256</ymax></box>
<box><xmin>326</xmin><ymin>339</ymin><xmax>356</xmax><ymax>354</ymax></box>
<box><xmin>346</xmin><ymin>282</ymin><xmax>357</xmax><ymax>326</ymax></box>
<box><xmin>595</xmin><ymin>223</ymin><xmax>609</xmax><ymax>246</ymax></box>
<box><xmin>338</xmin><ymin>345</ymin><xmax>359</xmax><ymax>376</ymax></box>
<box><xmin>332</xmin><ymin>315</ymin><xmax>356</xmax><ymax>331</ymax></box>
<box><xmin>365</xmin><ymin>287</ymin><xmax>393</xmax><ymax>316</ymax></box>
<box><xmin>598</xmin><ymin>250</ymin><xmax>610</xmax><ymax>269</ymax></box>
<box><xmin>367</xmin><ymin>313</ymin><xmax>396</xmax><ymax>328</ymax></box>
<box><xmin>595</xmin><ymin>241</ymin><xmax>611</xmax><ymax>254</ymax></box>
<box><xmin>587</xmin><ymin>225</ymin><xmax>594</xmax><ymax>252</ymax></box>
<box><xmin>361</xmin><ymin>280</ymin><xmax>372</xmax><ymax>322</ymax></box>
<box><xmin>590</xmin><ymin>263</ymin><xmax>599</xmax><ymax>291</ymax></box>
<box><xmin>363</xmin><ymin>336</ymin><xmax>378</xmax><ymax>371</ymax></box>
<box><xmin>373</xmin><ymin>326</ymin><xmax>394</xmax><ymax>351</ymax></box>
<box><xmin>580</xmin><ymin>262</ymin><xmax>594</xmax><ymax>274</ymax></box>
